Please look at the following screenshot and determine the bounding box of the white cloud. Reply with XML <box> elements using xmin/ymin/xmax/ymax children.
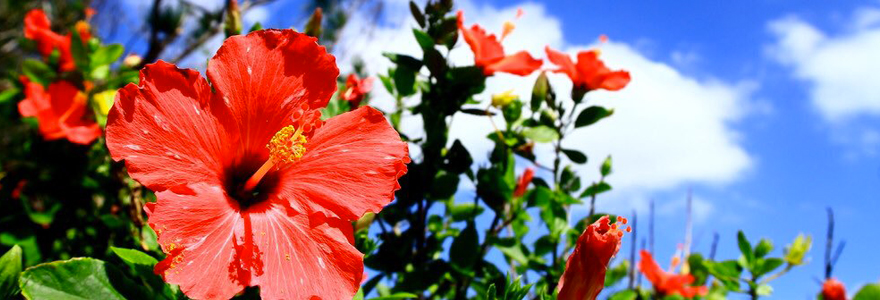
<box><xmin>768</xmin><ymin>9</ymin><xmax>880</xmax><ymax>122</ymax></box>
<box><xmin>334</xmin><ymin>0</ymin><xmax>759</xmax><ymax>221</ymax></box>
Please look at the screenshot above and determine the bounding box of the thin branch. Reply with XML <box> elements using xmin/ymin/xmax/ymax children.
<box><xmin>825</xmin><ymin>207</ymin><xmax>834</xmax><ymax>279</ymax></box>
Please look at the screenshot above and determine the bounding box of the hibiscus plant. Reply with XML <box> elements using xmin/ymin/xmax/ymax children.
<box><xmin>1</xmin><ymin>1</ymin><xmax>878</xmax><ymax>300</ymax></box>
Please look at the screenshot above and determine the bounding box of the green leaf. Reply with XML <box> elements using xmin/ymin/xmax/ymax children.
<box><xmin>754</xmin><ymin>239</ymin><xmax>773</xmax><ymax>258</ymax></box>
<box><xmin>110</xmin><ymin>247</ymin><xmax>157</xmax><ymax>267</ymax></box>
<box><xmin>450</xmin><ymin>221</ymin><xmax>479</xmax><ymax>274</ymax></box>
<box><xmin>409</xmin><ymin>1</ymin><xmax>425</xmax><ymax>28</ymax></box>
<box><xmin>604</xmin><ymin>260</ymin><xmax>629</xmax><ymax>287</ymax></box>
<box><xmin>413</xmin><ymin>28</ymin><xmax>434</xmax><ymax>50</ymax></box>
<box><xmin>854</xmin><ymin>283</ymin><xmax>880</xmax><ymax>300</ymax></box>
<box><xmin>579</xmin><ymin>182</ymin><xmax>612</xmax><ymax>198</ymax></box>
<box><xmin>444</xmin><ymin>140</ymin><xmax>473</xmax><ymax>174</ymax></box>
<box><xmin>70</xmin><ymin>30</ymin><xmax>90</xmax><ymax>72</ymax></box>
<box><xmin>608</xmin><ymin>290</ymin><xmax>637</xmax><ymax>300</ymax></box>
<box><xmin>492</xmin><ymin>237</ymin><xmax>528</xmax><ymax>265</ymax></box>
<box><xmin>737</xmin><ymin>231</ymin><xmax>754</xmax><ymax>267</ymax></box>
<box><xmin>0</xmin><ymin>246</ymin><xmax>23</xmax><ymax>298</ymax></box>
<box><xmin>562</xmin><ymin>149</ymin><xmax>587</xmax><ymax>164</ymax></box>
<box><xmin>369</xmin><ymin>292</ymin><xmax>419</xmax><ymax>300</ymax></box>
<box><xmin>393</xmin><ymin>66</ymin><xmax>416</xmax><ymax>97</ymax></box>
<box><xmin>705</xmin><ymin>260</ymin><xmax>742</xmax><ymax>292</ymax></box>
<box><xmin>522</xmin><ymin>125</ymin><xmax>559</xmax><ymax>143</ymax></box>
<box><xmin>575</xmin><ymin>106</ymin><xmax>614</xmax><ymax>128</ymax></box>
<box><xmin>19</xmin><ymin>258</ymin><xmax>148</xmax><ymax>300</ymax></box>
<box><xmin>382</xmin><ymin>53</ymin><xmax>423</xmax><ymax>71</ymax></box>
<box><xmin>448</xmin><ymin>203</ymin><xmax>484</xmax><ymax>222</ymax></box>
<box><xmin>91</xmin><ymin>44</ymin><xmax>124</xmax><ymax>67</ymax></box>
<box><xmin>601</xmin><ymin>155</ymin><xmax>612</xmax><ymax>177</ymax></box>
<box><xmin>755</xmin><ymin>258</ymin><xmax>784</xmax><ymax>277</ymax></box>
<box><xmin>248</xmin><ymin>22</ymin><xmax>263</xmax><ymax>32</ymax></box>
<box><xmin>0</xmin><ymin>87</ymin><xmax>19</xmax><ymax>104</ymax></box>
<box><xmin>379</xmin><ymin>73</ymin><xmax>395</xmax><ymax>95</ymax></box>
<box><xmin>22</xmin><ymin>59</ymin><xmax>55</xmax><ymax>85</ymax></box>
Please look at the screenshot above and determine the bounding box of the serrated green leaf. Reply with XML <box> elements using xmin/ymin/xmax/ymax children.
<box><xmin>575</xmin><ymin>106</ymin><xmax>613</xmax><ymax>128</ymax></box>
<box><xmin>0</xmin><ymin>245</ymin><xmax>23</xmax><ymax>298</ymax></box>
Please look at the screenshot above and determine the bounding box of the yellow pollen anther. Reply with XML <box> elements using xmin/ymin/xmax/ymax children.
<box><xmin>267</xmin><ymin>125</ymin><xmax>308</xmax><ymax>164</ymax></box>
<box><xmin>243</xmin><ymin>125</ymin><xmax>308</xmax><ymax>193</ymax></box>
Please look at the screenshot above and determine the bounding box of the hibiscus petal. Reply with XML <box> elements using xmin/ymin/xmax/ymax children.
<box><xmin>151</xmin><ymin>184</ymin><xmax>246</xmax><ymax>300</ymax></box>
<box><xmin>545</xmin><ymin>46</ymin><xmax>579</xmax><ymax>82</ymax></box>
<box><xmin>458</xmin><ymin>11</ymin><xmax>505</xmax><ymax>68</ymax></box>
<box><xmin>106</xmin><ymin>61</ymin><xmax>237</xmax><ymax>191</ymax></box>
<box><xmin>484</xmin><ymin>51</ymin><xmax>543</xmax><ymax>76</ymax></box>
<box><xmin>207</xmin><ymin>30</ymin><xmax>338</xmax><ymax>157</ymax></box>
<box><xmin>277</xmin><ymin>106</ymin><xmax>409</xmax><ymax>220</ymax></box>
<box><xmin>597</xmin><ymin>71</ymin><xmax>631</xmax><ymax>91</ymax></box>
<box><xmin>244</xmin><ymin>203</ymin><xmax>363</xmax><ymax>299</ymax></box>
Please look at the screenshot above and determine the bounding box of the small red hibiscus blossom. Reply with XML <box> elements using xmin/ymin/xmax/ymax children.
<box><xmin>557</xmin><ymin>216</ymin><xmax>629</xmax><ymax>300</ymax></box>
<box><xmin>822</xmin><ymin>278</ymin><xmax>846</xmax><ymax>300</ymax></box>
<box><xmin>545</xmin><ymin>46</ymin><xmax>630</xmax><ymax>92</ymax></box>
<box><xmin>638</xmin><ymin>250</ymin><xmax>708</xmax><ymax>298</ymax></box>
<box><xmin>457</xmin><ymin>10</ymin><xmax>542</xmax><ymax>76</ymax></box>
<box><xmin>105</xmin><ymin>30</ymin><xmax>409</xmax><ymax>299</ymax></box>
<box><xmin>342</xmin><ymin>73</ymin><xmax>374</xmax><ymax>109</ymax></box>
<box><xmin>513</xmin><ymin>167</ymin><xmax>534</xmax><ymax>198</ymax></box>
<box><xmin>18</xmin><ymin>77</ymin><xmax>101</xmax><ymax>144</ymax></box>
<box><xmin>24</xmin><ymin>9</ymin><xmax>91</xmax><ymax>72</ymax></box>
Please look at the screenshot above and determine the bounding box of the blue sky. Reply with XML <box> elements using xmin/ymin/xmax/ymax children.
<box><xmin>107</xmin><ymin>0</ymin><xmax>880</xmax><ymax>298</ymax></box>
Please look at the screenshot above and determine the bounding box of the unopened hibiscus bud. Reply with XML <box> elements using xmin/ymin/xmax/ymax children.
<box><xmin>356</xmin><ymin>212</ymin><xmax>375</xmax><ymax>232</ymax></box>
<box><xmin>557</xmin><ymin>216</ymin><xmax>629</xmax><ymax>300</ymax></box>
<box><xmin>822</xmin><ymin>278</ymin><xmax>846</xmax><ymax>300</ymax></box>
<box><xmin>224</xmin><ymin>0</ymin><xmax>242</xmax><ymax>37</ymax></box>
<box><xmin>491</xmin><ymin>90</ymin><xmax>518</xmax><ymax>108</ymax></box>
<box><xmin>305</xmin><ymin>7</ymin><xmax>323</xmax><ymax>39</ymax></box>
<box><xmin>123</xmin><ymin>54</ymin><xmax>142</xmax><ymax>68</ymax></box>
<box><xmin>513</xmin><ymin>167</ymin><xmax>534</xmax><ymax>197</ymax></box>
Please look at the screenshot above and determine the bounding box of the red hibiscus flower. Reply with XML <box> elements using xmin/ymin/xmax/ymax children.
<box><xmin>105</xmin><ymin>30</ymin><xmax>409</xmax><ymax>300</ymax></box>
<box><xmin>342</xmin><ymin>73</ymin><xmax>374</xmax><ymax>109</ymax></box>
<box><xmin>638</xmin><ymin>250</ymin><xmax>708</xmax><ymax>298</ymax></box>
<box><xmin>822</xmin><ymin>278</ymin><xmax>846</xmax><ymax>300</ymax></box>
<box><xmin>545</xmin><ymin>46</ymin><xmax>630</xmax><ymax>93</ymax></box>
<box><xmin>513</xmin><ymin>167</ymin><xmax>534</xmax><ymax>197</ymax></box>
<box><xmin>18</xmin><ymin>77</ymin><xmax>101</xmax><ymax>144</ymax></box>
<box><xmin>24</xmin><ymin>9</ymin><xmax>91</xmax><ymax>72</ymax></box>
<box><xmin>557</xmin><ymin>216</ymin><xmax>629</xmax><ymax>300</ymax></box>
<box><xmin>457</xmin><ymin>10</ymin><xmax>542</xmax><ymax>76</ymax></box>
